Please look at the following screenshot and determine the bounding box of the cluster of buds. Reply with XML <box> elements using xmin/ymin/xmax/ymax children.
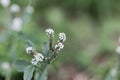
<box><xmin>45</xmin><ymin>28</ymin><xmax>66</xmax><ymax>51</ymax></box>
<box><xmin>45</xmin><ymin>28</ymin><xmax>54</xmax><ymax>37</ymax></box>
<box><xmin>55</xmin><ymin>33</ymin><xmax>66</xmax><ymax>51</ymax></box>
<box><xmin>26</xmin><ymin>47</ymin><xmax>34</xmax><ymax>54</ymax></box>
<box><xmin>55</xmin><ymin>42</ymin><xmax>64</xmax><ymax>51</ymax></box>
<box><xmin>45</xmin><ymin>28</ymin><xmax>66</xmax><ymax>63</ymax></box>
<box><xmin>58</xmin><ymin>33</ymin><xmax>66</xmax><ymax>42</ymax></box>
<box><xmin>31</xmin><ymin>53</ymin><xmax>44</xmax><ymax>65</ymax></box>
<box><xmin>26</xmin><ymin>46</ymin><xmax>44</xmax><ymax>65</ymax></box>
<box><xmin>25</xmin><ymin>28</ymin><xmax>66</xmax><ymax>65</ymax></box>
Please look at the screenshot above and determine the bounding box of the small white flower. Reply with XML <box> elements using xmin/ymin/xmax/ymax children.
<box><xmin>26</xmin><ymin>47</ymin><xmax>34</xmax><ymax>54</ymax></box>
<box><xmin>31</xmin><ymin>58</ymin><xmax>38</xmax><ymax>65</ymax></box>
<box><xmin>59</xmin><ymin>33</ymin><xmax>66</xmax><ymax>42</ymax></box>
<box><xmin>110</xmin><ymin>67</ymin><xmax>117</xmax><ymax>77</ymax></box>
<box><xmin>25</xmin><ymin>6</ymin><xmax>34</xmax><ymax>14</ymax></box>
<box><xmin>34</xmin><ymin>53</ymin><xmax>44</xmax><ymax>62</ymax></box>
<box><xmin>31</xmin><ymin>53</ymin><xmax>44</xmax><ymax>65</ymax></box>
<box><xmin>55</xmin><ymin>42</ymin><xmax>64</xmax><ymax>50</ymax></box>
<box><xmin>0</xmin><ymin>0</ymin><xmax>10</xmax><ymax>7</ymax></box>
<box><xmin>11</xmin><ymin>17</ymin><xmax>23</xmax><ymax>32</ymax></box>
<box><xmin>116</xmin><ymin>46</ymin><xmax>120</xmax><ymax>54</ymax></box>
<box><xmin>45</xmin><ymin>28</ymin><xmax>54</xmax><ymax>37</ymax></box>
<box><xmin>1</xmin><ymin>62</ymin><xmax>10</xmax><ymax>70</ymax></box>
<box><xmin>10</xmin><ymin>4</ymin><xmax>20</xmax><ymax>13</ymax></box>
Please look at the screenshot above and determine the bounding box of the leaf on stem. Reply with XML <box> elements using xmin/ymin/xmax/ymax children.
<box><xmin>35</xmin><ymin>67</ymin><xmax>47</xmax><ymax>80</ymax></box>
<box><xmin>42</xmin><ymin>41</ymin><xmax>49</xmax><ymax>57</ymax></box>
<box><xmin>13</xmin><ymin>59</ymin><xmax>31</xmax><ymax>72</ymax></box>
<box><xmin>24</xmin><ymin>65</ymin><xmax>35</xmax><ymax>80</ymax></box>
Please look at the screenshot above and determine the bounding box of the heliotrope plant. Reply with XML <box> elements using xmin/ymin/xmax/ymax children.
<box><xmin>13</xmin><ymin>28</ymin><xmax>66</xmax><ymax>80</ymax></box>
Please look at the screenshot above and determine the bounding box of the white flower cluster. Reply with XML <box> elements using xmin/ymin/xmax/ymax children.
<box><xmin>0</xmin><ymin>0</ymin><xmax>35</xmax><ymax>32</ymax></box>
<box><xmin>10</xmin><ymin>4</ymin><xmax>20</xmax><ymax>13</ymax></box>
<box><xmin>116</xmin><ymin>46</ymin><xmax>120</xmax><ymax>54</ymax></box>
<box><xmin>0</xmin><ymin>0</ymin><xmax>10</xmax><ymax>7</ymax></box>
<box><xmin>11</xmin><ymin>17</ymin><xmax>23</xmax><ymax>32</ymax></box>
<box><xmin>55</xmin><ymin>42</ymin><xmax>64</xmax><ymax>51</ymax></box>
<box><xmin>59</xmin><ymin>33</ymin><xmax>66</xmax><ymax>42</ymax></box>
<box><xmin>45</xmin><ymin>28</ymin><xmax>66</xmax><ymax>51</ymax></box>
<box><xmin>26</xmin><ymin>47</ymin><xmax>34</xmax><ymax>54</ymax></box>
<box><xmin>110</xmin><ymin>67</ymin><xmax>117</xmax><ymax>77</ymax></box>
<box><xmin>25</xmin><ymin>6</ymin><xmax>34</xmax><ymax>14</ymax></box>
<box><xmin>25</xmin><ymin>46</ymin><xmax>44</xmax><ymax>65</ymax></box>
<box><xmin>31</xmin><ymin>53</ymin><xmax>44</xmax><ymax>65</ymax></box>
<box><xmin>45</xmin><ymin>28</ymin><xmax>54</xmax><ymax>37</ymax></box>
<box><xmin>25</xmin><ymin>29</ymin><xmax>66</xmax><ymax>65</ymax></box>
<box><xmin>1</xmin><ymin>62</ymin><xmax>11</xmax><ymax>70</ymax></box>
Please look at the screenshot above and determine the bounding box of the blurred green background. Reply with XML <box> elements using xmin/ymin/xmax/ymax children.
<box><xmin>0</xmin><ymin>0</ymin><xmax>120</xmax><ymax>80</ymax></box>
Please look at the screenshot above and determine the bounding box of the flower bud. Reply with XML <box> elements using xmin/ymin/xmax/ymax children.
<box><xmin>31</xmin><ymin>58</ymin><xmax>38</xmax><ymax>65</ymax></box>
<box><xmin>33</xmin><ymin>53</ymin><xmax>44</xmax><ymax>62</ymax></box>
<box><xmin>55</xmin><ymin>42</ymin><xmax>64</xmax><ymax>51</ymax></box>
<box><xmin>59</xmin><ymin>33</ymin><xmax>66</xmax><ymax>42</ymax></box>
<box><xmin>45</xmin><ymin>28</ymin><xmax>54</xmax><ymax>37</ymax></box>
<box><xmin>26</xmin><ymin>47</ymin><xmax>34</xmax><ymax>54</ymax></box>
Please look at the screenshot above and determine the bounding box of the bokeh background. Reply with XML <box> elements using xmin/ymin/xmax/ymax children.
<box><xmin>0</xmin><ymin>0</ymin><xmax>120</xmax><ymax>80</ymax></box>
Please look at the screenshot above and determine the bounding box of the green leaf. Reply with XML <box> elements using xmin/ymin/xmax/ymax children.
<box><xmin>42</xmin><ymin>41</ymin><xmax>49</xmax><ymax>57</ymax></box>
<box><xmin>40</xmin><ymin>69</ymin><xmax>47</xmax><ymax>80</ymax></box>
<box><xmin>34</xmin><ymin>70</ymin><xmax>41</xmax><ymax>80</ymax></box>
<box><xmin>35</xmin><ymin>68</ymin><xmax>47</xmax><ymax>80</ymax></box>
<box><xmin>24</xmin><ymin>65</ymin><xmax>35</xmax><ymax>80</ymax></box>
<box><xmin>13</xmin><ymin>59</ymin><xmax>31</xmax><ymax>72</ymax></box>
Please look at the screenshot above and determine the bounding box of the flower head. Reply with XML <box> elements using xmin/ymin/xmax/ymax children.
<box><xmin>33</xmin><ymin>53</ymin><xmax>44</xmax><ymax>62</ymax></box>
<box><xmin>0</xmin><ymin>0</ymin><xmax>10</xmax><ymax>7</ymax></box>
<box><xmin>110</xmin><ymin>67</ymin><xmax>117</xmax><ymax>76</ymax></box>
<box><xmin>31</xmin><ymin>53</ymin><xmax>44</xmax><ymax>65</ymax></box>
<box><xmin>31</xmin><ymin>58</ymin><xmax>38</xmax><ymax>65</ymax></box>
<box><xmin>45</xmin><ymin>28</ymin><xmax>54</xmax><ymax>37</ymax></box>
<box><xmin>10</xmin><ymin>4</ymin><xmax>20</xmax><ymax>13</ymax></box>
<box><xmin>59</xmin><ymin>33</ymin><xmax>66</xmax><ymax>42</ymax></box>
<box><xmin>1</xmin><ymin>62</ymin><xmax>10</xmax><ymax>70</ymax></box>
<box><xmin>11</xmin><ymin>17</ymin><xmax>23</xmax><ymax>32</ymax></box>
<box><xmin>26</xmin><ymin>47</ymin><xmax>34</xmax><ymax>54</ymax></box>
<box><xmin>116</xmin><ymin>46</ymin><xmax>120</xmax><ymax>54</ymax></box>
<box><xmin>55</xmin><ymin>42</ymin><xmax>64</xmax><ymax>51</ymax></box>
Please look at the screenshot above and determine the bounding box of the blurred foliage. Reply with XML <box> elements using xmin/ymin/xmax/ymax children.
<box><xmin>0</xmin><ymin>0</ymin><xmax>120</xmax><ymax>80</ymax></box>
